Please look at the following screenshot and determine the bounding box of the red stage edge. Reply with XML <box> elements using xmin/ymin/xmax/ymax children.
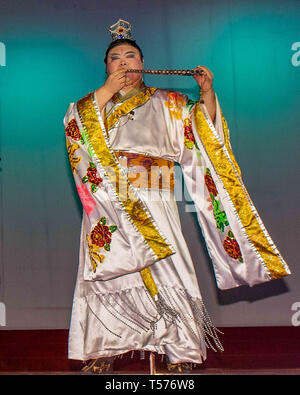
<box><xmin>0</xmin><ymin>327</ymin><xmax>299</xmax><ymax>374</ymax></box>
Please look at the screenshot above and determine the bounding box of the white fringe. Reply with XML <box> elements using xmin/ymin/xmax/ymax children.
<box><xmin>84</xmin><ymin>284</ymin><xmax>224</xmax><ymax>353</ymax></box>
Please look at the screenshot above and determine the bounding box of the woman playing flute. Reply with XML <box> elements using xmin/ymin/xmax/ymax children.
<box><xmin>63</xmin><ymin>19</ymin><xmax>290</xmax><ymax>374</ymax></box>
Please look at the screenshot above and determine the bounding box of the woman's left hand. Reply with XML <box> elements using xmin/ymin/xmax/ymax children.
<box><xmin>193</xmin><ymin>65</ymin><xmax>214</xmax><ymax>93</ymax></box>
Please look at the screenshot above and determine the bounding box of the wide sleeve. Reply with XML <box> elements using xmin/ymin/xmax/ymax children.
<box><xmin>177</xmin><ymin>94</ymin><xmax>290</xmax><ymax>290</ymax></box>
<box><xmin>63</xmin><ymin>102</ymin><xmax>102</xmax><ymax>217</ymax></box>
<box><xmin>63</xmin><ymin>99</ymin><xmax>175</xmax><ymax>283</ymax></box>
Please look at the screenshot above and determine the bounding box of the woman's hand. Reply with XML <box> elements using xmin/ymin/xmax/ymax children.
<box><xmin>103</xmin><ymin>68</ymin><xmax>127</xmax><ymax>95</ymax></box>
<box><xmin>193</xmin><ymin>65</ymin><xmax>214</xmax><ymax>93</ymax></box>
<box><xmin>95</xmin><ymin>68</ymin><xmax>128</xmax><ymax>110</ymax></box>
<box><xmin>193</xmin><ymin>65</ymin><xmax>216</xmax><ymax>122</ymax></box>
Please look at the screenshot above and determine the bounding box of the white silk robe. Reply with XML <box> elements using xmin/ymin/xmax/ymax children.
<box><xmin>63</xmin><ymin>86</ymin><xmax>290</xmax><ymax>364</ymax></box>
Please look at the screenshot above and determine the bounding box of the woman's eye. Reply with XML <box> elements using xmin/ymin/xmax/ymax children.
<box><xmin>126</xmin><ymin>54</ymin><xmax>135</xmax><ymax>58</ymax></box>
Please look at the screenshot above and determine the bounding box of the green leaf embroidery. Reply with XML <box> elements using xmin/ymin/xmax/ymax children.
<box><xmin>91</xmin><ymin>184</ymin><xmax>99</xmax><ymax>193</ymax></box>
<box><xmin>184</xmin><ymin>139</ymin><xmax>195</xmax><ymax>150</ymax></box>
<box><xmin>212</xmin><ymin>197</ymin><xmax>229</xmax><ymax>232</ymax></box>
<box><xmin>81</xmin><ymin>128</ymin><xmax>95</xmax><ymax>158</ymax></box>
<box><xmin>109</xmin><ymin>225</ymin><xmax>117</xmax><ymax>233</ymax></box>
<box><xmin>80</xmin><ymin>128</ymin><xmax>88</xmax><ymax>144</ymax></box>
<box><xmin>187</xmin><ymin>99</ymin><xmax>197</xmax><ymax>114</ymax></box>
<box><xmin>99</xmin><ymin>216</ymin><xmax>106</xmax><ymax>225</ymax></box>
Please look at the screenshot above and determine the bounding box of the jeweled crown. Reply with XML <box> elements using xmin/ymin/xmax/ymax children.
<box><xmin>109</xmin><ymin>19</ymin><xmax>132</xmax><ymax>41</ymax></box>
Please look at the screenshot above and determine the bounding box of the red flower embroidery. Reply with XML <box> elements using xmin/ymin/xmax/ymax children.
<box><xmin>90</xmin><ymin>217</ymin><xmax>117</xmax><ymax>250</ymax></box>
<box><xmin>90</xmin><ymin>221</ymin><xmax>112</xmax><ymax>248</ymax></box>
<box><xmin>88</xmin><ymin>217</ymin><xmax>118</xmax><ymax>271</ymax></box>
<box><xmin>204</xmin><ymin>169</ymin><xmax>218</xmax><ymax>197</ymax></box>
<box><xmin>82</xmin><ymin>162</ymin><xmax>103</xmax><ymax>193</ymax></box>
<box><xmin>223</xmin><ymin>231</ymin><xmax>243</xmax><ymax>262</ymax></box>
<box><xmin>183</xmin><ymin>118</ymin><xmax>196</xmax><ymax>149</ymax></box>
<box><xmin>184</xmin><ymin>119</ymin><xmax>195</xmax><ymax>140</ymax></box>
<box><xmin>87</xmin><ymin>165</ymin><xmax>102</xmax><ymax>186</ymax></box>
<box><xmin>65</xmin><ymin>119</ymin><xmax>82</xmax><ymax>141</ymax></box>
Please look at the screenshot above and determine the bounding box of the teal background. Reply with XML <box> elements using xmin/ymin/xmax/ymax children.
<box><xmin>0</xmin><ymin>0</ymin><xmax>299</xmax><ymax>329</ymax></box>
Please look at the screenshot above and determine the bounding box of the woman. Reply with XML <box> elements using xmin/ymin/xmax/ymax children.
<box><xmin>64</xmin><ymin>22</ymin><xmax>290</xmax><ymax>374</ymax></box>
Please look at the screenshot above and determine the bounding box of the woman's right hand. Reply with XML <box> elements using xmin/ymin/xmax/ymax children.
<box><xmin>103</xmin><ymin>68</ymin><xmax>127</xmax><ymax>95</ymax></box>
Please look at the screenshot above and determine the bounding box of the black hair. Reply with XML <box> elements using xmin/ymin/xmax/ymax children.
<box><xmin>104</xmin><ymin>39</ymin><xmax>144</xmax><ymax>64</ymax></box>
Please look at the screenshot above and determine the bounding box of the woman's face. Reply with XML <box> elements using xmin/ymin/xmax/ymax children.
<box><xmin>106</xmin><ymin>43</ymin><xmax>144</xmax><ymax>86</ymax></box>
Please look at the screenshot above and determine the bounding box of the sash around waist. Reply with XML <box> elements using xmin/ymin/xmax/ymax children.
<box><xmin>114</xmin><ymin>151</ymin><xmax>175</xmax><ymax>190</ymax></box>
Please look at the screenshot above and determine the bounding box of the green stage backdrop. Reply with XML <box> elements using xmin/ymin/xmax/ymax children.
<box><xmin>0</xmin><ymin>0</ymin><xmax>299</xmax><ymax>329</ymax></box>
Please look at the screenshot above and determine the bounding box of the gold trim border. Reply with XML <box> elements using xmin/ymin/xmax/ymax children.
<box><xmin>106</xmin><ymin>87</ymin><xmax>157</xmax><ymax>131</ymax></box>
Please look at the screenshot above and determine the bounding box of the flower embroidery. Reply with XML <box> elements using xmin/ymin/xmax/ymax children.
<box><xmin>90</xmin><ymin>218</ymin><xmax>113</xmax><ymax>249</ymax></box>
<box><xmin>65</xmin><ymin>118</ymin><xmax>84</xmax><ymax>143</ymax></box>
<box><xmin>87</xmin><ymin>236</ymin><xmax>105</xmax><ymax>273</ymax></box>
<box><xmin>66</xmin><ymin>140</ymin><xmax>81</xmax><ymax>173</ymax></box>
<box><xmin>204</xmin><ymin>168</ymin><xmax>243</xmax><ymax>263</ymax></box>
<box><xmin>183</xmin><ymin>118</ymin><xmax>196</xmax><ymax>149</ymax></box>
<box><xmin>204</xmin><ymin>168</ymin><xmax>218</xmax><ymax>197</ymax></box>
<box><xmin>87</xmin><ymin>216</ymin><xmax>118</xmax><ymax>272</ymax></box>
<box><xmin>223</xmin><ymin>231</ymin><xmax>243</xmax><ymax>262</ymax></box>
<box><xmin>164</xmin><ymin>92</ymin><xmax>186</xmax><ymax>120</ymax></box>
<box><xmin>82</xmin><ymin>162</ymin><xmax>103</xmax><ymax>193</ymax></box>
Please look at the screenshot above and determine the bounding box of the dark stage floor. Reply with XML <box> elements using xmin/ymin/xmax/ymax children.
<box><xmin>1</xmin><ymin>327</ymin><xmax>299</xmax><ymax>375</ymax></box>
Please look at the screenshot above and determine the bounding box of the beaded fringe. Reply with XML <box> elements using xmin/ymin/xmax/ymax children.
<box><xmin>85</xmin><ymin>284</ymin><xmax>224</xmax><ymax>354</ymax></box>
